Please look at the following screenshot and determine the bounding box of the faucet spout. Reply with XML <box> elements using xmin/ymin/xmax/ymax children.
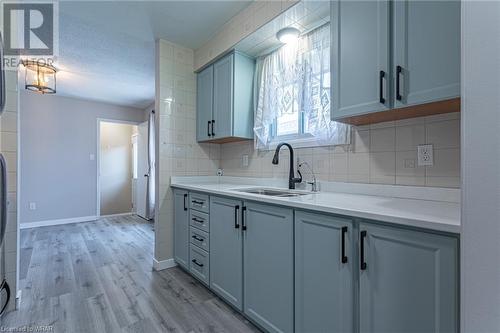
<box><xmin>272</xmin><ymin>143</ymin><xmax>302</xmax><ymax>189</ymax></box>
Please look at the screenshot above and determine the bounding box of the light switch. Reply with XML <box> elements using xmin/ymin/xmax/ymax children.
<box><xmin>89</xmin><ymin>154</ymin><xmax>95</xmax><ymax>161</ymax></box>
<box><xmin>29</xmin><ymin>202</ymin><xmax>36</xmax><ymax>210</ymax></box>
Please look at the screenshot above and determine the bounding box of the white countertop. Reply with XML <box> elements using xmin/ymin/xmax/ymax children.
<box><xmin>171</xmin><ymin>177</ymin><xmax>461</xmax><ymax>234</ymax></box>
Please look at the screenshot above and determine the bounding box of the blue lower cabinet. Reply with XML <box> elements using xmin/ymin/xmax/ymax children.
<box><xmin>173</xmin><ymin>190</ymin><xmax>189</xmax><ymax>270</ymax></box>
<box><xmin>209</xmin><ymin>196</ymin><xmax>244</xmax><ymax>310</ymax></box>
<box><xmin>295</xmin><ymin>211</ymin><xmax>355</xmax><ymax>333</ymax></box>
<box><xmin>189</xmin><ymin>244</ymin><xmax>209</xmax><ymax>286</ymax></box>
<box><xmin>243</xmin><ymin>202</ymin><xmax>294</xmax><ymax>333</ymax></box>
<box><xmin>359</xmin><ymin>223</ymin><xmax>458</xmax><ymax>333</ymax></box>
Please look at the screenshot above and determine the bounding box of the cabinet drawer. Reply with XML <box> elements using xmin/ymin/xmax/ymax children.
<box><xmin>190</xmin><ymin>210</ymin><xmax>210</xmax><ymax>233</ymax></box>
<box><xmin>190</xmin><ymin>227</ymin><xmax>210</xmax><ymax>252</ymax></box>
<box><xmin>189</xmin><ymin>192</ymin><xmax>209</xmax><ymax>213</ymax></box>
<box><xmin>190</xmin><ymin>244</ymin><xmax>210</xmax><ymax>285</ymax></box>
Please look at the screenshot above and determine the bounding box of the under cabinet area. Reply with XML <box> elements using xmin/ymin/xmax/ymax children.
<box><xmin>196</xmin><ymin>51</ymin><xmax>255</xmax><ymax>143</ymax></box>
<box><xmin>173</xmin><ymin>189</ymin><xmax>459</xmax><ymax>333</ymax></box>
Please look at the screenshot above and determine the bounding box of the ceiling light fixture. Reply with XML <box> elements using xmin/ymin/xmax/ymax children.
<box><xmin>276</xmin><ymin>27</ymin><xmax>300</xmax><ymax>44</ymax></box>
<box><xmin>23</xmin><ymin>60</ymin><xmax>57</xmax><ymax>94</ymax></box>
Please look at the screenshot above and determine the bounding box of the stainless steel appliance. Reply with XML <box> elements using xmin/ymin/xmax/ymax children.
<box><xmin>0</xmin><ymin>31</ymin><xmax>11</xmax><ymax>317</ymax></box>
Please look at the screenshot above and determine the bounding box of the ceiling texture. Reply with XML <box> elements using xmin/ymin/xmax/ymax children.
<box><xmin>52</xmin><ymin>1</ymin><xmax>251</xmax><ymax>108</ymax></box>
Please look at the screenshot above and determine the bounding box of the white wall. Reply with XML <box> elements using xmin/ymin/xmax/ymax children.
<box><xmin>20</xmin><ymin>92</ymin><xmax>146</xmax><ymax>226</ymax></box>
<box><xmin>155</xmin><ymin>40</ymin><xmax>220</xmax><ymax>265</ymax></box>
<box><xmin>99</xmin><ymin>122</ymin><xmax>135</xmax><ymax>216</ymax></box>
<box><xmin>461</xmin><ymin>1</ymin><xmax>500</xmax><ymax>331</ymax></box>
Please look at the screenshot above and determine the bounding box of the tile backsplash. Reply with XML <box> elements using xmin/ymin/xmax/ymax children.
<box><xmin>219</xmin><ymin>112</ymin><xmax>461</xmax><ymax>188</ymax></box>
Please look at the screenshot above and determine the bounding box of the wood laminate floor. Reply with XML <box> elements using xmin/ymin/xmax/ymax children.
<box><xmin>2</xmin><ymin>215</ymin><xmax>260</xmax><ymax>333</ymax></box>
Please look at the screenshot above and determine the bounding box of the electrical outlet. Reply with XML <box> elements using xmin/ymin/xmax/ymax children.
<box><xmin>417</xmin><ymin>144</ymin><xmax>434</xmax><ymax>166</ymax></box>
<box><xmin>29</xmin><ymin>202</ymin><xmax>37</xmax><ymax>210</ymax></box>
<box><xmin>242</xmin><ymin>154</ymin><xmax>249</xmax><ymax>167</ymax></box>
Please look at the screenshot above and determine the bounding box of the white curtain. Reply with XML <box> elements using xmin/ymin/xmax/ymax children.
<box><xmin>254</xmin><ymin>24</ymin><xmax>351</xmax><ymax>149</ymax></box>
<box><xmin>146</xmin><ymin>111</ymin><xmax>156</xmax><ymax>220</ymax></box>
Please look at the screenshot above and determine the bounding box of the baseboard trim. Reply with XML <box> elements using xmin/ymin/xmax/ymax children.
<box><xmin>100</xmin><ymin>212</ymin><xmax>134</xmax><ymax>218</ymax></box>
<box><xmin>20</xmin><ymin>215</ymin><xmax>98</xmax><ymax>229</ymax></box>
<box><xmin>153</xmin><ymin>258</ymin><xmax>177</xmax><ymax>271</ymax></box>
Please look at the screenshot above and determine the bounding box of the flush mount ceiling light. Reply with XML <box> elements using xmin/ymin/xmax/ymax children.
<box><xmin>23</xmin><ymin>60</ymin><xmax>57</xmax><ymax>94</ymax></box>
<box><xmin>276</xmin><ymin>27</ymin><xmax>301</xmax><ymax>44</ymax></box>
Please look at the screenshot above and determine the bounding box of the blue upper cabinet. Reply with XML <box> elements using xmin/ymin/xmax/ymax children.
<box><xmin>331</xmin><ymin>0</ymin><xmax>461</xmax><ymax>123</ymax></box>
<box><xmin>392</xmin><ymin>0</ymin><xmax>461</xmax><ymax>108</ymax></box>
<box><xmin>196</xmin><ymin>66</ymin><xmax>213</xmax><ymax>142</ymax></box>
<box><xmin>196</xmin><ymin>51</ymin><xmax>255</xmax><ymax>143</ymax></box>
<box><xmin>331</xmin><ymin>0</ymin><xmax>391</xmax><ymax>119</ymax></box>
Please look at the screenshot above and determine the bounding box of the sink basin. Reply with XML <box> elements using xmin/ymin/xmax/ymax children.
<box><xmin>232</xmin><ymin>188</ymin><xmax>311</xmax><ymax>197</ymax></box>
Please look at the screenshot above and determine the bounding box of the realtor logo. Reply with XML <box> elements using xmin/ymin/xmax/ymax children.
<box><xmin>3</xmin><ymin>2</ymin><xmax>58</xmax><ymax>56</ymax></box>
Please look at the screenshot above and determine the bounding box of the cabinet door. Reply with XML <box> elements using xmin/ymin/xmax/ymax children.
<box><xmin>359</xmin><ymin>223</ymin><xmax>458</xmax><ymax>333</ymax></box>
<box><xmin>393</xmin><ymin>0</ymin><xmax>460</xmax><ymax>108</ymax></box>
<box><xmin>331</xmin><ymin>0</ymin><xmax>391</xmax><ymax>120</ymax></box>
<box><xmin>196</xmin><ymin>65</ymin><xmax>213</xmax><ymax>142</ymax></box>
<box><xmin>243</xmin><ymin>202</ymin><xmax>293</xmax><ymax>333</ymax></box>
<box><xmin>212</xmin><ymin>54</ymin><xmax>234</xmax><ymax>139</ymax></box>
<box><xmin>295</xmin><ymin>211</ymin><xmax>354</xmax><ymax>333</ymax></box>
<box><xmin>209</xmin><ymin>196</ymin><xmax>243</xmax><ymax>310</ymax></box>
<box><xmin>173</xmin><ymin>190</ymin><xmax>189</xmax><ymax>269</ymax></box>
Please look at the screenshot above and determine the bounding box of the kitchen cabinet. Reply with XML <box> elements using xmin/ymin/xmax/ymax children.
<box><xmin>196</xmin><ymin>51</ymin><xmax>255</xmax><ymax>143</ymax></box>
<box><xmin>331</xmin><ymin>0</ymin><xmax>460</xmax><ymax>123</ymax></box>
<box><xmin>209</xmin><ymin>196</ymin><xmax>244</xmax><ymax>310</ymax></box>
<box><xmin>393</xmin><ymin>0</ymin><xmax>460</xmax><ymax>108</ymax></box>
<box><xmin>331</xmin><ymin>0</ymin><xmax>391</xmax><ymax>118</ymax></box>
<box><xmin>358</xmin><ymin>223</ymin><xmax>458</xmax><ymax>333</ymax></box>
<box><xmin>173</xmin><ymin>189</ymin><xmax>189</xmax><ymax>270</ymax></box>
<box><xmin>196</xmin><ymin>66</ymin><xmax>213</xmax><ymax>142</ymax></box>
<box><xmin>243</xmin><ymin>202</ymin><xmax>293</xmax><ymax>333</ymax></box>
<box><xmin>295</xmin><ymin>211</ymin><xmax>354</xmax><ymax>333</ymax></box>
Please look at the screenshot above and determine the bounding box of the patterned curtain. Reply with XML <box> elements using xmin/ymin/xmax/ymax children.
<box><xmin>254</xmin><ymin>24</ymin><xmax>350</xmax><ymax>149</ymax></box>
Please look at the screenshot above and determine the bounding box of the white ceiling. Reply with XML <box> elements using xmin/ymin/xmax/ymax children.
<box><xmin>51</xmin><ymin>1</ymin><xmax>251</xmax><ymax>108</ymax></box>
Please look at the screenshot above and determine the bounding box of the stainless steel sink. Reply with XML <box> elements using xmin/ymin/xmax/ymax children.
<box><xmin>232</xmin><ymin>188</ymin><xmax>311</xmax><ymax>197</ymax></box>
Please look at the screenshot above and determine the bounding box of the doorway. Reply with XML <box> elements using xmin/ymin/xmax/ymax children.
<box><xmin>135</xmin><ymin>120</ymin><xmax>149</xmax><ymax>219</ymax></box>
<box><xmin>98</xmin><ymin>120</ymin><xmax>138</xmax><ymax>217</ymax></box>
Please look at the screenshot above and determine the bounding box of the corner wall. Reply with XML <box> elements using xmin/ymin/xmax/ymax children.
<box><xmin>154</xmin><ymin>40</ymin><xmax>219</xmax><ymax>266</ymax></box>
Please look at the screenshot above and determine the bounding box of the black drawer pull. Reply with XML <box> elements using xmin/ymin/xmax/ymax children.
<box><xmin>379</xmin><ymin>70</ymin><xmax>386</xmax><ymax>104</ymax></box>
<box><xmin>396</xmin><ymin>65</ymin><xmax>403</xmax><ymax>101</ymax></box>
<box><xmin>360</xmin><ymin>231</ymin><xmax>367</xmax><ymax>270</ymax></box>
<box><xmin>192</xmin><ymin>235</ymin><xmax>204</xmax><ymax>242</ymax></box>
<box><xmin>341</xmin><ymin>226</ymin><xmax>348</xmax><ymax>264</ymax></box>
<box><xmin>192</xmin><ymin>200</ymin><xmax>204</xmax><ymax>205</ymax></box>
<box><xmin>207</xmin><ymin>121</ymin><xmax>211</xmax><ymax>137</ymax></box>
<box><xmin>183</xmin><ymin>194</ymin><xmax>187</xmax><ymax>211</ymax></box>
<box><xmin>192</xmin><ymin>217</ymin><xmax>204</xmax><ymax>224</ymax></box>
<box><xmin>192</xmin><ymin>259</ymin><xmax>204</xmax><ymax>267</ymax></box>
<box><xmin>234</xmin><ymin>205</ymin><xmax>240</xmax><ymax>229</ymax></box>
<box><xmin>242</xmin><ymin>206</ymin><xmax>247</xmax><ymax>231</ymax></box>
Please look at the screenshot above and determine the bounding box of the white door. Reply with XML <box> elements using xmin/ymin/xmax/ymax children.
<box><xmin>136</xmin><ymin>121</ymin><xmax>149</xmax><ymax>219</ymax></box>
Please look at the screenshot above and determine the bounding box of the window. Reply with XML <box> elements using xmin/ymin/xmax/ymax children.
<box><xmin>254</xmin><ymin>24</ymin><xmax>350</xmax><ymax>149</ymax></box>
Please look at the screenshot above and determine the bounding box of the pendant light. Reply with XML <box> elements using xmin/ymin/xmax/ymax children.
<box><xmin>24</xmin><ymin>60</ymin><xmax>57</xmax><ymax>94</ymax></box>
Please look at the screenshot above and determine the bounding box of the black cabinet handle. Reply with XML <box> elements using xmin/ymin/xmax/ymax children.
<box><xmin>242</xmin><ymin>206</ymin><xmax>247</xmax><ymax>231</ymax></box>
<box><xmin>379</xmin><ymin>70</ymin><xmax>386</xmax><ymax>104</ymax></box>
<box><xmin>360</xmin><ymin>231</ymin><xmax>367</xmax><ymax>270</ymax></box>
<box><xmin>234</xmin><ymin>205</ymin><xmax>240</xmax><ymax>229</ymax></box>
<box><xmin>341</xmin><ymin>226</ymin><xmax>348</xmax><ymax>264</ymax></box>
<box><xmin>192</xmin><ymin>235</ymin><xmax>204</xmax><ymax>242</ymax></box>
<box><xmin>192</xmin><ymin>217</ymin><xmax>204</xmax><ymax>224</ymax></box>
<box><xmin>396</xmin><ymin>65</ymin><xmax>403</xmax><ymax>101</ymax></box>
<box><xmin>183</xmin><ymin>194</ymin><xmax>187</xmax><ymax>211</ymax></box>
<box><xmin>192</xmin><ymin>259</ymin><xmax>204</xmax><ymax>267</ymax></box>
<box><xmin>211</xmin><ymin>120</ymin><xmax>215</xmax><ymax>137</ymax></box>
<box><xmin>192</xmin><ymin>200</ymin><xmax>204</xmax><ymax>205</ymax></box>
<box><xmin>207</xmin><ymin>121</ymin><xmax>211</xmax><ymax>137</ymax></box>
